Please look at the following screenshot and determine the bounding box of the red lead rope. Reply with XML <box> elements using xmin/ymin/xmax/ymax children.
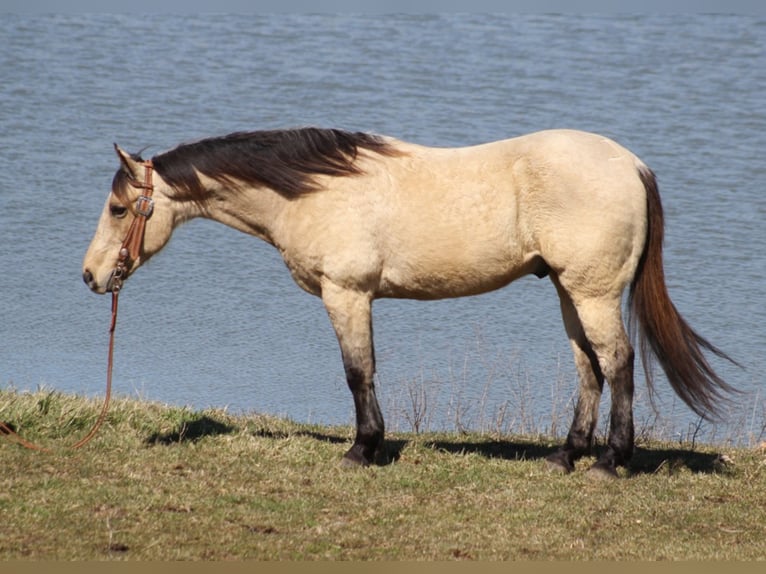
<box><xmin>1</xmin><ymin>161</ymin><xmax>153</xmax><ymax>453</ymax></box>
<box><xmin>0</xmin><ymin>291</ymin><xmax>118</xmax><ymax>453</ymax></box>
<box><xmin>67</xmin><ymin>290</ymin><xmax>118</xmax><ymax>450</ymax></box>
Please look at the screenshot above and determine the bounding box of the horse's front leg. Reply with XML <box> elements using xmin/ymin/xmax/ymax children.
<box><xmin>321</xmin><ymin>281</ymin><xmax>384</xmax><ymax>466</ymax></box>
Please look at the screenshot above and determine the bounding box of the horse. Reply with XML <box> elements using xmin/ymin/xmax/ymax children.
<box><xmin>82</xmin><ymin>127</ymin><xmax>737</xmax><ymax>478</ymax></box>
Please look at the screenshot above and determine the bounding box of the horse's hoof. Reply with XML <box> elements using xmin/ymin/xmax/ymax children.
<box><xmin>545</xmin><ymin>452</ymin><xmax>574</xmax><ymax>474</ymax></box>
<box><xmin>341</xmin><ymin>445</ymin><xmax>373</xmax><ymax>468</ymax></box>
<box><xmin>340</xmin><ymin>456</ymin><xmax>373</xmax><ymax>468</ymax></box>
<box><xmin>545</xmin><ymin>460</ymin><xmax>571</xmax><ymax>474</ymax></box>
<box><xmin>340</xmin><ymin>456</ymin><xmax>365</xmax><ymax>468</ymax></box>
<box><xmin>587</xmin><ymin>462</ymin><xmax>619</xmax><ymax>480</ymax></box>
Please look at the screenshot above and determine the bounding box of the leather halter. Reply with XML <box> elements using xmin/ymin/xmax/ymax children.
<box><xmin>112</xmin><ymin>160</ymin><xmax>155</xmax><ymax>293</ymax></box>
<box><xmin>0</xmin><ymin>161</ymin><xmax>155</xmax><ymax>452</ymax></box>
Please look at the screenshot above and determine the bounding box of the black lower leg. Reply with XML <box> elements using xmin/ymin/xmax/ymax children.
<box><xmin>591</xmin><ymin>350</ymin><xmax>635</xmax><ymax>477</ymax></box>
<box><xmin>547</xmin><ymin>316</ymin><xmax>604</xmax><ymax>474</ymax></box>
<box><xmin>547</xmin><ymin>383</ymin><xmax>601</xmax><ymax>473</ymax></box>
<box><xmin>547</xmin><ymin>421</ymin><xmax>596</xmax><ymax>472</ymax></box>
<box><xmin>343</xmin><ymin>366</ymin><xmax>384</xmax><ymax>466</ymax></box>
<box><xmin>591</xmin><ymin>411</ymin><xmax>634</xmax><ymax>476</ymax></box>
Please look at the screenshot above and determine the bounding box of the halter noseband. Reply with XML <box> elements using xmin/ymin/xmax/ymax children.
<box><xmin>112</xmin><ymin>160</ymin><xmax>155</xmax><ymax>292</ymax></box>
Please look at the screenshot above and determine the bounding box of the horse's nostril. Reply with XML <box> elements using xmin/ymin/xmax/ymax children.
<box><xmin>83</xmin><ymin>269</ymin><xmax>93</xmax><ymax>285</ymax></box>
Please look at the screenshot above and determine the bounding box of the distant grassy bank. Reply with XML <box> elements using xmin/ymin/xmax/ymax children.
<box><xmin>1</xmin><ymin>389</ymin><xmax>765</xmax><ymax>560</ymax></box>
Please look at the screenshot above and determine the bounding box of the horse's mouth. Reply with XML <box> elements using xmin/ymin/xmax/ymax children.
<box><xmin>83</xmin><ymin>269</ymin><xmax>119</xmax><ymax>294</ymax></box>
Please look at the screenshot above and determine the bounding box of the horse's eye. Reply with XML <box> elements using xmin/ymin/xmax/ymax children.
<box><xmin>110</xmin><ymin>204</ymin><xmax>128</xmax><ymax>219</ymax></box>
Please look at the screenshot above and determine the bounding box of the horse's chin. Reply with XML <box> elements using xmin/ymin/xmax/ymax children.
<box><xmin>86</xmin><ymin>270</ymin><xmax>118</xmax><ymax>295</ymax></box>
<box><xmin>89</xmin><ymin>282</ymin><xmax>110</xmax><ymax>295</ymax></box>
<box><xmin>103</xmin><ymin>271</ymin><xmax>121</xmax><ymax>294</ymax></box>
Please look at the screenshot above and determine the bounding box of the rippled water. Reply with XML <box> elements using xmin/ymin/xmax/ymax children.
<box><xmin>1</xmin><ymin>14</ymin><xmax>764</xmax><ymax>444</ymax></box>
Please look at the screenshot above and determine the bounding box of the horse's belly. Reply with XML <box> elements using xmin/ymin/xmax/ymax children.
<box><xmin>377</xmin><ymin>245</ymin><xmax>533</xmax><ymax>300</ymax></box>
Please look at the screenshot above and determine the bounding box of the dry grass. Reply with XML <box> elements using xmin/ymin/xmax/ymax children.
<box><xmin>2</xmin><ymin>388</ymin><xmax>765</xmax><ymax>560</ymax></box>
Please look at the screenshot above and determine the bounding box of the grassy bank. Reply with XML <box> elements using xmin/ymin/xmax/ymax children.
<box><xmin>1</xmin><ymin>389</ymin><xmax>765</xmax><ymax>560</ymax></box>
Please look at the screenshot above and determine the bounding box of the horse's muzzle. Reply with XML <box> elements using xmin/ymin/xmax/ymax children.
<box><xmin>82</xmin><ymin>269</ymin><xmax>113</xmax><ymax>294</ymax></box>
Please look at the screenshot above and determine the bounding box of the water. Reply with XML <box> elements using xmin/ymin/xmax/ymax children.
<box><xmin>1</xmin><ymin>14</ymin><xmax>764</xmax><ymax>445</ymax></box>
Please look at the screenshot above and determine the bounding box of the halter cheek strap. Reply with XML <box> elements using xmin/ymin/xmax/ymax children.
<box><xmin>112</xmin><ymin>160</ymin><xmax>155</xmax><ymax>292</ymax></box>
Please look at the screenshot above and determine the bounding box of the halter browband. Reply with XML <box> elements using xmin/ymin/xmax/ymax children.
<box><xmin>112</xmin><ymin>160</ymin><xmax>154</xmax><ymax>292</ymax></box>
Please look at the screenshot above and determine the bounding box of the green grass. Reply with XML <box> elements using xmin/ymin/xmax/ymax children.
<box><xmin>1</xmin><ymin>388</ymin><xmax>765</xmax><ymax>560</ymax></box>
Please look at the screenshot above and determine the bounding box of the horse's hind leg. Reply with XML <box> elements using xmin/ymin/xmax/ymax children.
<box><xmin>322</xmin><ymin>282</ymin><xmax>384</xmax><ymax>466</ymax></box>
<box><xmin>546</xmin><ymin>279</ymin><xmax>605</xmax><ymax>473</ymax></box>
<box><xmin>588</xmin><ymin>309</ymin><xmax>635</xmax><ymax>478</ymax></box>
<box><xmin>548</xmin><ymin>279</ymin><xmax>635</xmax><ymax>477</ymax></box>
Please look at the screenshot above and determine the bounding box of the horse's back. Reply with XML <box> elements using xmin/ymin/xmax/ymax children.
<box><xmin>281</xmin><ymin>129</ymin><xmax>649</xmax><ymax>302</ymax></box>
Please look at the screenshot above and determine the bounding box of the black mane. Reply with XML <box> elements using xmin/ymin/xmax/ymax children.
<box><xmin>126</xmin><ymin>128</ymin><xmax>398</xmax><ymax>202</ymax></box>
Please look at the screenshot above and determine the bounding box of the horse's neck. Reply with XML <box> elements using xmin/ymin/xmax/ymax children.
<box><xmin>200</xmin><ymin>183</ymin><xmax>288</xmax><ymax>246</ymax></box>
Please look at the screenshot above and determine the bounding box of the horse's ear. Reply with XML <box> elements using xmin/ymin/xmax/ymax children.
<box><xmin>114</xmin><ymin>143</ymin><xmax>142</xmax><ymax>180</ymax></box>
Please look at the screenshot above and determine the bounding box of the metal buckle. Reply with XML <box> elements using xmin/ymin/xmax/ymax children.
<box><xmin>135</xmin><ymin>195</ymin><xmax>154</xmax><ymax>217</ymax></box>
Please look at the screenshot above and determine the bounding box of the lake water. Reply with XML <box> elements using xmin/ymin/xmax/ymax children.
<box><xmin>1</xmin><ymin>14</ymin><xmax>764</xmax><ymax>445</ymax></box>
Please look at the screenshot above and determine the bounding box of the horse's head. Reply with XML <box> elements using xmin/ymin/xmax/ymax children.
<box><xmin>82</xmin><ymin>145</ymin><xmax>176</xmax><ymax>294</ymax></box>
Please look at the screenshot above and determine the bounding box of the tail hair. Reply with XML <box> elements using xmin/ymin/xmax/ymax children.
<box><xmin>628</xmin><ymin>165</ymin><xmax>740</xmax><ymax>421</ymax></box>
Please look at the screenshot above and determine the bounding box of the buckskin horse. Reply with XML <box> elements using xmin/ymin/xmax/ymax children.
<box><xmin>82</xmin><ymin>127</ymin><xmax>736</xmax><ymax>477</ymax></box>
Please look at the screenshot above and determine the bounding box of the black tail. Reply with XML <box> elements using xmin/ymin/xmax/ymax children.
<box><xmin>628</xmin><ymin>165</ymin><xmax>740</xmax><ymax>421</ymax></box>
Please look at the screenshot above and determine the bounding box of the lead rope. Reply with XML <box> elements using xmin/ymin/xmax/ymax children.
<box><xmin>68</xmin><ymin>290</ymin><xmax>118</xmax><ymax>449</ymax></box>
<box><xmin>0</xmin><ymin>291</ymin><xmax>118</xmax><ymax>453</ymax></box>
<box><xmin>1</xmin><ymin>161</ymin><xmax>153</xmax><ymax>453</ymax></box>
